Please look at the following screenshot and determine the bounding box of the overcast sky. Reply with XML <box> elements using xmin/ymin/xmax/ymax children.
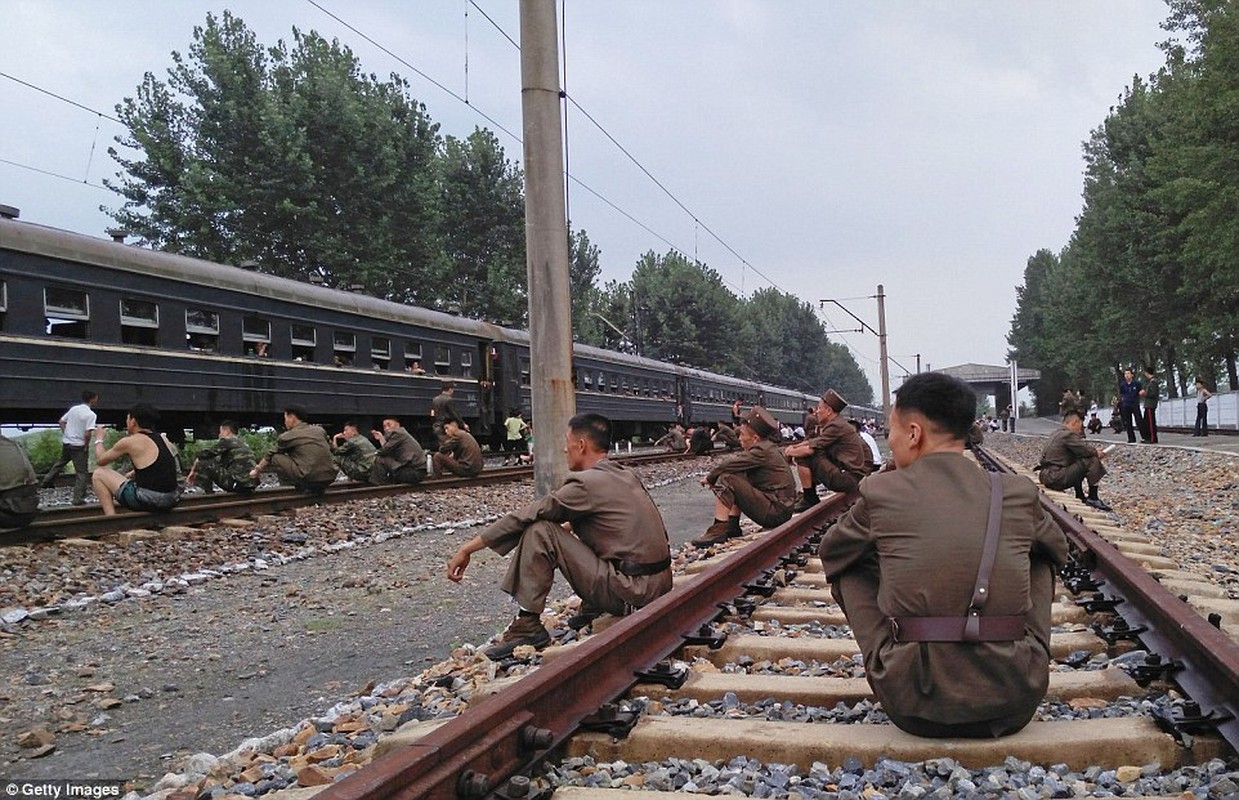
<box><xmin>1</xmin><ymin>1</ymin><xmax>1172</xmax><ymax>400</ymax></box>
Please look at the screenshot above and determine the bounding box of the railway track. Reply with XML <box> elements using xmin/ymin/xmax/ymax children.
<box><xmin>9</xmin><ymin>450</ymin><xmax>688</xmax><ymax>545</ymax></box>
<box><xmin>306</xmin><ymin>445</ymin><xmax>1238</xmax><ymax>800</ymax></box>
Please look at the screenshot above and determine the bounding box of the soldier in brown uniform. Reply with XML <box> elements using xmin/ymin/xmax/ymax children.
<box><xmin>250</xmin><ymin>406</ymin><xmax>337</xmax><ymax>495</ymax></box>
<box><xmin>784</xmin><ymin>389</ymin><xmax>872</xmax><ymax>512</ymax></box>
<box><xmin>446</xmin><ymin>413</ymin><xmax>672</xmax><ymax>658</ymax></box>
<box><xmin>432</xmin><ymin>419</ymin><xmax>483</xmax><ymax>478</ymax></box>
<box><xmin>820</xmin><ymin>372</ymin><xmax>1068</xmax><ymax>738</ymax></box>
<box><xmin>430</xmin><ymin>381</ymin><xmax>468</xmax><ymax>444</ymax></box>
<box><xmin>692</xmin><ymin>407</ymin><xmax>797</xmax><ymax>547</ymax></box>
<box><xmin>370</xmin><ymin>417</ymin><xmax>427</xmax><ymax>485</ymax></box>
<box><xmin>711</xmin><ymin>422</ymin><xmax>741</xmax><ymax>452</ymax></box>
<box><xmin>1037</xmin><ymin>410</ymin><xmax>1111</xmax><ymax>511</ymax></box>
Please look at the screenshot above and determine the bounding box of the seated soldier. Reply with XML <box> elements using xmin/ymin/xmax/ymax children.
<box><xmin>712</xmin><ymin>422</ymin><xmax>741</xmax><ymax>452</ymax></box>
<box><xmin>820</xmin><ymin>372</ymin><xmax>1068</xmax><ymax>738</ymax></box>
<box><xmin>92</xmin><ymin>404</ymin><xmax>182</xmax><ymax>515</ymax></box>
<box><xmin>250</xmin><ymin>406</ymin><xmax>338</xmax><ymax>495</ymax></box>
<box><xmin>1038</xmin><ymin>410</ymin><xmax>1112</xmax><ymax>511</ymax></box>
<box><xmin>692</xmin><ymin>407</ymin><xmax>797</xmax><ymax>547</ymax></box>
<box><xmin>653</xmin><ymin>423</ymin><xmax>686</xmax><ymax>453</ymax></box>
<box><xmin>187</xmin><ymin>420</ymin><xmax>259</xmax><ymax>495</ymax></box>
<box><xmin>0</xmin><ymin>434</ymin><xmax>40</xmax><ymax>529</ymax></box>
<box><xmin>370</xmin><ymin>417</ymin><xmax>427</xmax><ymax>485</ymax></box>
<box><xmin>446</xmin><ymin>414</ymin><xmax>672</xmax><ymax>657</ymax></box>
<box><xmin>686</xmin><ymin>425</ymin><xmax>713</xmax><ymax>456</ymax></box>
<box><xmin>783</xmin><ymin>389</ymin><xmax>872</xmax><ymax>511</ymax></box>
<box><xmin>332</xmin><ymin>421</ymin><xmax>377</xmax><ymax>482</ymax></box>
<box><xmin>432</xmin><ymin>419</ymin><xmax>483</xmax><ymax>478</ymax></box>
<box><xmin>1086</xmin><ymin>412</ymin><xmax>1103</xmax><ymax>435</ymax></box>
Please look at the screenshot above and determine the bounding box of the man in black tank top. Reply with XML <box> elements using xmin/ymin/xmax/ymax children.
<box><xmin>92</xmin><ymin>404</ymin><xmax>182</xmax><ymax>515</ymax></box>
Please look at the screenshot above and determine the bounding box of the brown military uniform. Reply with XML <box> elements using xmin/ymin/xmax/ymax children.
<box><xmin>478</xmin><ymin>459</ymin><xmax>672</xmax><ymax>615</ymax></box>
<box><xmin>371</xmin><ymin>426</ymin><xmax>427</xmax><ymax>485</ymax></box>
<box><xmin>797</xmin><ymin>415</ymin><xmax>872</xmax><ymax>493</ymax></box>
<box><xmin>430</xmin><ymin>390</ymin><xmax>466</xmax><ymax>442</ymax></box>
<box><xmin>712</xmin><ymin>424</ymin><xmax>741</xmax><ymax>451</ymax></box>
<box><xmin>433</xmin><ymin>429</ymin><xmax>483</xmax><ymax>477</ymax></box>
<box><xmin>820</xmin><ymin>452</ymin><xmax>1068</xmax><ymax>737</ymax></box>
<box><xmin>705</xmin><ymin>439</ymin><xmax>797</xmax><ymax>528</ymax></box>
<box><xmin>1038</xmin><ymin>426</ymin><xmax>1105</xmax><ymax>491</ymax></box>
<box><xmin>269</xmin><ymin>422</ymin><xmax>337</xmax><ymax>492</ymax></box>
<box><xmin>0</xmin><ymin>434</ymin><xmax>40</xmax><ymax>529</ymax></box>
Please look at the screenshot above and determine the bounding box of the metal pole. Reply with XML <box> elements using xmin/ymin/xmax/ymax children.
<box><xmin>877</xmin><ymin>284</ymin><xmax>891</xmax><ymax>424</ymax></box>
<box><xmin>1009</xmin><ymin>360</ymin><xmax>1018</xmax><ymax>433</ymax></box>
<box><xmin>520</xmin><ymin>0</ymin><xmax>573</xmax><ymax>495</ymax></box>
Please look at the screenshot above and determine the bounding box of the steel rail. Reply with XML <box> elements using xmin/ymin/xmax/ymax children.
<box><xmin>8</xmin><ymin>451</ymin><xmax>692</xmax><ymax>544</ymax></box>
<box><xmin>973</xmin><ymin>445</ymin><xmax>1239</xmax><ymax>750</ymax></box>
<box><xmin>315</xmin><ymin>492</ymin><xmax>857</xmax><ymax>800</ymax></box>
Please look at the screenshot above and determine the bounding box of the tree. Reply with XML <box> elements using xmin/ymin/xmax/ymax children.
<box><xmin>106</xmin><ymin>12</ymin><xmax>444</xmax><ymax>299</ymax></box>
<box><xmin>433</xmin><ymin>128</ymin><xmax>527</xmax><ymax>323</ymax></box>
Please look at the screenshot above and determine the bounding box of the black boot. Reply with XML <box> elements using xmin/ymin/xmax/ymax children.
<box><xmin>1073</xmin><ymin>482</ymin><xmax>1086</xmax><ymax>502</ymax></box>
<box><xmin>793</xmin><ymin>489</ymin><xmax>820</xmax><ymax>513</ymax></box>
<box><xmin>1084</xmin><ymin>486</ymin><xmax>1112</xmax><ymax>512</ymax></box>
<box><xmin>725</xmin><ymin>515</ymin><xmax>743</xmax><ymax>538</ymax></box>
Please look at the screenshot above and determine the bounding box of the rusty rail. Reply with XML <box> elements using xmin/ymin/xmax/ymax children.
<box><xmin>973</xmin><ymin>445</ymin><xmax>1239</xmax><ymax>750</ymax></box>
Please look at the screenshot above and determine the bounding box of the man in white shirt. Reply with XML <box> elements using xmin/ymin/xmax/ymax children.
<box><xmin>851</xmin><ymin>418</ymin><xmax>884</xmax><ymax>469</ymax></box>
<box><xmin>39</xmin><ymin>390</ymin><xmax>99</xmax><ymax>505</ymax></box>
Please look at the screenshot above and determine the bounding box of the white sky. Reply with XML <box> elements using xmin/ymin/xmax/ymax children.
<box><xmin>0</xmin><ymin>1</ymin><xmax>1172</xmax><ymax>399</ymax></box>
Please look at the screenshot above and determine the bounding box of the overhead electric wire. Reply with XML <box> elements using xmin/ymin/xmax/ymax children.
<box><xmin>0</xmin><ymin>157</ymin><xmax>110</xmax><ymax>191</ymax></box>
<box><xmin>0</xmin><ymin>70</ymin><xmax>124</xmax><ymax>125</ymax></box>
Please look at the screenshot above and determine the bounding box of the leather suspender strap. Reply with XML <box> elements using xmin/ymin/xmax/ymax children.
<box><xmin>890</xmin><ymin>473</ymin><xmax>1026</xmax><ymax>644</ymax></box>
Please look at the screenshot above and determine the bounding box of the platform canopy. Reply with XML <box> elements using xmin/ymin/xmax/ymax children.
<box><xmin>933</xmin><ymin>363</ymin><xmax>1041</xmax><ymax>412</ymax></box>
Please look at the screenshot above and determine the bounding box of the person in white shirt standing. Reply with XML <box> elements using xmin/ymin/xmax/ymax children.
<box><xmin>39</xmin><ymin>390</ymin><xmax>99</xmax><ymax>505</ymax></box>
<box><xmin>850</xmin><ymin>418</ymin><xmax>884</xmax><ymax>470</ymax></box>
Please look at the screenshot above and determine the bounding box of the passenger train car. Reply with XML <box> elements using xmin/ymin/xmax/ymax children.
<box><xmin>0</xmin><ymin>215</ymin><xmax>873</xmax><ymax>444</ymax></box>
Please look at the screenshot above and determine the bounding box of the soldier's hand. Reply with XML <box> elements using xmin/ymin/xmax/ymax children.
<box><xmin>699</xmin><ymin>477</ymin><xmax>709</xmax><ymax>487</ymax></box>
<box><xmin>446</xmin><ymin>550</ymin><xmax>470</xmax><ymax>582</ymax></box>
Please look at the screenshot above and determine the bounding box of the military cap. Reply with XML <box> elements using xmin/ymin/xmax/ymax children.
<box><xmin>820</xmin><ymin>389</ymin><xmax>848</xmax><ymax>413</ymax></box>
<box><xmin>741</xmin><ymin>406</ymin><xmax>778</xmax><ymax>438</ymax></box>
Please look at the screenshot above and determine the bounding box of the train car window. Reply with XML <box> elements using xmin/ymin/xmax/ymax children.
<box><xmin>185</xmin><ymin>308</ymin><xmax>220</xmax><ymax>352</ymax></box>
<box><xmin>372</xmin><ymin>336</ymin><xmax>391</xmax><ymax>369</ymax></box>
<box><xmin>332</xmin><ymin>331</ymin><xmax>355</xmax><ymax>367</ymax></box>
<box><xmin>44</xmin><ymin>287</ymin><xmax>90</xmax><ymax>338</ymax></box>
<box><xmin>290</xmin><ymin>323</ymin><xmax>316</xmax><ymax>361</ymax></box>
<box><xmin>434</xmin><ymin>345</ymin><xmax>451</xmax><ymax>375</ymax></box>
<box><xmin>583</xmin><ymin>371</ymin><xmax>593</xmax><ymax>390</ymax></box>
<box><xmin>120</xmin><ymin>298</ymin><xmax>159</xmax><ymax>346</ymax></box>
<box><xmin>460</xmin><ymin>350</ymin><xmax>473</xmax><ymax>378</ymax></box>
<box><xmin>242</xmin><ymin>317</ymin><xmax>271</xmax><ymax>356</ymax></box>
<box><xmin>519</xmin><ymin>357</ymin><xmax>531</xmax><ymax>387</ymax></box>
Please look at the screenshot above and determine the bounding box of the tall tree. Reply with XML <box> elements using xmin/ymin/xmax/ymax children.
<box><xmin>434</xmin><ymin>128</ymin><xmax>527</xmax><ymax>323</ymax></box>
<box><xmin>106</xmin><ymin>12</ymin><xmax>444</xmax><ymax>299</ymax></box>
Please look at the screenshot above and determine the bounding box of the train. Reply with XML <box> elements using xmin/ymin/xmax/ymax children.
<box><xmin>0</xmin><ymin>213</ymin><xmax>879</xmax><ymax>446</ymax></box>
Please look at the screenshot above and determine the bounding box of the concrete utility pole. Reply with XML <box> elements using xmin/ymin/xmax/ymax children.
<box><xmin>520</xmin><ymin>0</ymin><xmax>574</xmax><ymax>496</ymax></box>
<box><xmin>877</xmin><ymin>284</ymin><xmax>891</xmax><ymax>424</ymax></box>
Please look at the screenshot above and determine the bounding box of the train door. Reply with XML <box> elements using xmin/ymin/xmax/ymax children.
<box><xmin>676</xmin><ymin>375</ymin><xmax>690</xmax><ymax>425</ymax></box>
<box><xmin>476</xmin><ymin>341</ymin><xmax>499</xmax><ymax>448</ymax></box>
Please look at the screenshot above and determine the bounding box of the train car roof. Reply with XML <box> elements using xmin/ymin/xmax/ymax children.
<box><xmin>0</xmin><ymin>217</ymin><xmax>510</xmax><ymax>340</ymax></box>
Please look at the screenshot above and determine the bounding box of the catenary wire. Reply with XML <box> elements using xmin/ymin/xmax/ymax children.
<box><xmin>0</xmin><ymin>70</ymin><xmax>124</xmax><ymax>125</ymax></box>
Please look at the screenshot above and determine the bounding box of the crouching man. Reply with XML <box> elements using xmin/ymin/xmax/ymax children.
<box><xmin>820</xmin><ymin>372</ymin><xmax>1068</xmax><ymax>737</ymax></box>
<box><xmin>692</xmin><ymin>407</ymin><xmax>797</xmax><ymax>547</ymax></box>
<box><xmin>445</xmin><ymin>413</ymin><xmax>672</xmax><ymax>659</ymax></box>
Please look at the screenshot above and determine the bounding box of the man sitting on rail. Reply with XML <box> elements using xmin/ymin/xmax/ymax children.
<box><xmin>686</xmin><ymin>425</ymin><xmax>714</xmax><ymax>456</ymax></box>
<box><xmin>1037</xmin><ymin>409</ymin><xmax>1112</xmax><ymax>511</ymax></box>
<box><xmin>371</xmin><ymin>417</ymin><xmax>427</xmax><ymax>485</ymax></box>
<box><xmin>820</xmin><ymin>372</ymin><xmax>1068</xmax><ymax>738</ymax></box>
<box><xmin>711</xmin><ymin>421</ymin><xmax>741</xmax><ymax>452</ymax></box>
<box><xmin>250</xmin><ymin>406</ymin><xmax>337</xmax><ymax>495</ymax></box>
<box><xmin>653</xmin><ymin>423</ymin><xmax>686</xmax><ymax>453</ymax></box>
<box><xmin>445</xmin><ymin>413</ymin><xmax>673</xmax><ymax>658</ymax></box>
<box><xmin>692</xmin><ymin>407</ymin><xmax>797</xmax><ymax>547</ymax></box>
<box><xmin>430</xmin><ymin>381</ymin><xmax>468</xmax><ymax>445</ymax></box>
<box><xmin>332</xmin><ymin>421</ymin><xmax>377</xmax><ymax>483</ymax></box>
<box><xmin>432</xmin><ymin>419</ymin><xmax>483</xmax><ymax>478</ymax></box>
<box><xmin>187</xmin><ymin>420</ymin><xmax>259</xmax><ymax>495</ymax></box>
<box><xmin>92</xmin><ymin>404</ymin><xmax>182</xmax><ymax>515</ymax></box>
<box><xmin>0</xmin><ymin>433</ymin><xmax>40</xmax><ymax>529</ymax></box>
<box><xmin>783</xmin><ymin>389</ymin><xmax>872</xmax><ymax>511</ymax></box>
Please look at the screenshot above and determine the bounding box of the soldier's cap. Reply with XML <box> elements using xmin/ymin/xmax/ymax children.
<box><xmin>820</xmin><ymin>389</ymin><xmax>848</xmax><ymax>412</ymax></box>
<box><xmin>740</xmin><ymin>406</ymin><xmax>778</xmax><ymax>438</ymax></box>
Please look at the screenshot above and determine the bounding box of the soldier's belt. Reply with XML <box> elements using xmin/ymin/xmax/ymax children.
<box><xmin>615</xmin><ymin>557</ymin><xmax>672</xmax><ymax>577</ymax></box>
<box><xmin>888</xmin><ymin>613</ymin><xmax>1026</xmax><ymax>643</ymax></box>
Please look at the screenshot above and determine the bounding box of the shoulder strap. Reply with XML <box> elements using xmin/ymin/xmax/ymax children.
<box><xmin>963</xmin><ymin>472</ymin><xmax>1003</xmax><ymax>640</ymax></box>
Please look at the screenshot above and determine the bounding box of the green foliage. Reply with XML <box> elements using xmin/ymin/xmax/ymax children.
<box><xmin>1008</xmin><ymin>3</ymin><xmax>1239</xmax><ymax>400</ymax></box>
<box><xmin>17</xmin><ymin>430</ymin><xmax>63</xmax><ymax>474</ymax></box>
